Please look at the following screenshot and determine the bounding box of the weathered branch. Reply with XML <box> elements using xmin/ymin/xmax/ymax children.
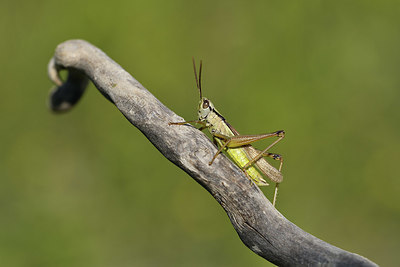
<box><xmin>47</xmin><ymin>40</ymin><xmax>377</xmax><ymax>266</ymax></box>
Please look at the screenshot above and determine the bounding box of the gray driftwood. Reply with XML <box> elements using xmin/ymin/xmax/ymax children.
<box><xmin>47</xmin><ymin>40</ymin><xmax>377</xmax><ymax>266</ymax></box>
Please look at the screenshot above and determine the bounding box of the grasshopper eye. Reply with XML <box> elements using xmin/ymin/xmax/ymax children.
<box><xmin>202</xmin><ymin>100</ymin><xmax>209</xmax><ymax>109</ymax></box>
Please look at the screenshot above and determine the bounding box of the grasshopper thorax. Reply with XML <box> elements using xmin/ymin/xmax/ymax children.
<box><xmin>198</xmin><ymin>97</ymin><xmax>215</xmax><ymax>121</ymax></box>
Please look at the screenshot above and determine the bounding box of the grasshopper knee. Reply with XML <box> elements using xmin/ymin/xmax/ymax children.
<box><xmin>263</xmin><ymin>152</ymin><xmax>283</xmax><ymax>161</ymax></box>
<box><xmin>265</xmin><ymin>153</ymin><xmax>284</xmax><ymax>172</ymax></box>
<box><xmin>275</xmin><ymin>130</ymin><xmax>285</xmax><ymax>138</ymax></box>
<box><xmin>272</xmin><ymin>153</ymin><xmax>283</xmax><ymax>161</ymax></box>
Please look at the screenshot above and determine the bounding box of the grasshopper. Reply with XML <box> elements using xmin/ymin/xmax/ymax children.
<box><xmin>170</xmin><ymin>59</ymin><xmax>285</xmax><ymax>206</ymax></box>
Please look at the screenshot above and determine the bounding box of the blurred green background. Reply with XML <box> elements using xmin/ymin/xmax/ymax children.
<box><xmin>1</xmin><ymin>0</ymin><xmax>399</xmax><ymax>266</ymax></box>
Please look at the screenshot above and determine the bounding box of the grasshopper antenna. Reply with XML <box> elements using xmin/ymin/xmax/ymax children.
<box><xmin>192</xmin><ymin>57</ymin><xmax>202</xmax><ymax>99</ymax></box>
<box><xmin>199</xmin><ymin>60</ymin><xmax>202</xmax><ymax>96</ymax></box>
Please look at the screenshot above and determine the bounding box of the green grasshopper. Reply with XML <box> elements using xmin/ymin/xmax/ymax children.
<box><xmin>170</xmin><ymin>59</ymin><xmax>285</xmax><ymax>206</ymax></box>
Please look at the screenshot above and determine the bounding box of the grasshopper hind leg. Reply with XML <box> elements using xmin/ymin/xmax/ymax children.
<box><xmin>263</xmin><ymin>152</ymin><xmax>284</xmax><ymax>172</ymax></box>
<box><xmin>267</xmin><ymin>153</ymin><xmax>283</xmax><ymax>207</ymax></box>
<box><xmin>264</xmin><ymin>152</ymin><xmax>283</xmax><ymax>207</ymax></box>
<box><xmin>253</xmin><ymin>151</ymin><xmax>284</xmax><ymax>207</ymax></box>
<box><xmin>272</xmin><ymin>183</ymin><xmax>279</xmax><ymax>206</ymax></box>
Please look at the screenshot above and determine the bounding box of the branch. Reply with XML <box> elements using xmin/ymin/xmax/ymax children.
<box><xmin>47</xmin><ymin>40</ymin><xmax>377</xmax><ymax>266</ymax></box>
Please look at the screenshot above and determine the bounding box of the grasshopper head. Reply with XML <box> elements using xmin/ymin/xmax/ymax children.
<box><xmin>192</xmin><ymin>58</ymin><xmax>214</xmax><ymax>121</ymax></box>
<box><xmin>198</xmin><ymin>97</ymin><xmax>214</xmax><ymax>121</ymax></box>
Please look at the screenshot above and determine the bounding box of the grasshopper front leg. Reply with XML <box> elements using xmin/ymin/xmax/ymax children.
<box><xmin>169</xmin><ymin>120</ymin><xmax>208</xmax><ymax>131</ymax></box>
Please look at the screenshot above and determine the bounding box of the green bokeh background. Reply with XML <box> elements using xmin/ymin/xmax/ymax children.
<box><xmin>1</xmin><ymin>1</ymin><xmax>399</xmax><ymax>266</ymax></box>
